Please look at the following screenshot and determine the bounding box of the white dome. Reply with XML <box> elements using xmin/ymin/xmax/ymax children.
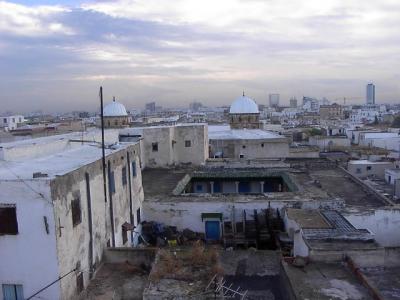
<box><xmin>104</xmin><ymin>100</ymin><xmax>128</xmax><ymax>117</ymax></box>
<box><xmin>229</xmin><ymin>95</ymin><xmax>259</xmax><ymax>114</ymax></box>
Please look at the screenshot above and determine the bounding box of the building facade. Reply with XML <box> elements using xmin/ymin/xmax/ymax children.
<box><xmin>0</xmin><ymin>135</ymin><xmax>143</xmax><ymax>300</ymax></box>
<box><xmin>0</xmin><ymin>115</ymin><xmax>25</xmax><ymax>131</ymax></box>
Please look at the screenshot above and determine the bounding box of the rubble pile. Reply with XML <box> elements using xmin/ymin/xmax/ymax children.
<box><xmin>141</xmin><ymin>221</ymin><xmax>205</xmax><ymax>246</ymax></box>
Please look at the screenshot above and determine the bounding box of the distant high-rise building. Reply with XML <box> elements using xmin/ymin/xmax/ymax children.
<box><xmin>189</xmin><ymin>101</ymin><xmax>203</xmax><ymax>112</ymax></box>
<box><xmin>366</xmin><ymin>83</ymin><xmax>375</xmax><ymax>105</ymax></box>
<box><xmin>269</xmin><ymin>94</ymin><xmax>280</xmax><ymax>108</ymax></box>
<box><xmin>145</xmin><ymin>102</ymin><xmax>156</xmax><ymax>113</ymax></box>
<box><xmin>290</xmin><ymin>97</ymin><xmax>297</xmax><ymax>108</ymax></box>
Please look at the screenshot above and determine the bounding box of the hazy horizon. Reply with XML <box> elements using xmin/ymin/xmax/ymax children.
<box><xmin>1</xmin><ymin>0</ymin><xmax>400</xmax><ymax>113</ymax></box>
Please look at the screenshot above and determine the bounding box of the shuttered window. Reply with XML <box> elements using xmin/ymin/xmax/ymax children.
<box><xmin>0</xmin><ymin>205</ymin><xmax>18</xmax><ymax>235</ymax></box>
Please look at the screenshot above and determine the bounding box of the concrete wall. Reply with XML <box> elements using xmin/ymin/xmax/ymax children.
<box><xmin>132</xmin><ymin>124</ymin><xmax>208</xmax><ymax>167</ymax></box>
<box><xmin>103</xmin><ymin>248</ymin><xmax>156</xmax><ymax>268</ymax></box>
<box><xmin>209</xmin><ymin>139</ymin><xmax>289</xmax><ymax>159</ymax></box>
<box><xmin>0</xmin><ymin>180</ymin><xmax>60</xmax><ymax>300</ymax></box>
<box><xmin>51</xmin><ymin>143</ymin><xmax>143</xmax><ymax>300</ymax></box>
<box><xmin>173</xmin><ymin>125</ymin><xmax>208</xmax><ymax>165</ymax></box>
<box><xmin>308</xmin><ymin>136</ymin><xmax>350</xmax><ymax>151</ymax></box>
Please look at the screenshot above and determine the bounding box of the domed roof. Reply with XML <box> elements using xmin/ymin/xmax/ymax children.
<box><xmin>229</xmin><ymin>94</ymin><xmax>259</xmax><ymax>114</ymax></box>
<box><xmin>104</xmin><ymin>98</ymin><xmax>128</xmax><ymax>117</ymax></box>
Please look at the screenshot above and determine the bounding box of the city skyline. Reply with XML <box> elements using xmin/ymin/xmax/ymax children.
<box><xmin>1</xmin><ymin>0</ymin><xmax>400</xmax><ymax>113</ymax></box>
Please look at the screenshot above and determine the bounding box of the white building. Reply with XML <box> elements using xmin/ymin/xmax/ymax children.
<box><xmin>359</xmin><ymin>132</ymin><xmax>400</xmax><ymax>151</ymax></box>
<box><xmin>385</xmin><ymin>169</ymin><xmax>400</xmax><ymax>185</ymax></box>
<box><xmin>0</xmin><ymin>132</ymin><xmax>143</xmax><ymax>300</ymax></box>
<box><xmin>347</xmin><ymin>160</ymin><xmax>394</xmax><ymax>179</ymax></box>
<box><xmin>0</xmin><ymin>115</ymin><xmax>25</xmax><ymax>131</ymax></box>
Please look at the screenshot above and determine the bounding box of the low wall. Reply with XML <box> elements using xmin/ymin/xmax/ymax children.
<box><xmin>104</xmin><ymin>247</ymin><xmax>157</xmax><ymax>268</ymax></box>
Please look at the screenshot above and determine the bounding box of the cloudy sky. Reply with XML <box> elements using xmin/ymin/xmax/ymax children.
<box><xmin>1</xmin><ymin>0</ymin><xmax>400</xmax><ymax>113</ymax></box>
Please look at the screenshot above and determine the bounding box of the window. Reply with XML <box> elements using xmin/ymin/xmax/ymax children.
<box><xmin>261</xmin><ymin>143</ymin><xmax>264</xmax><ymax>147</ymax></box>
<box><xmin>122</xmin><ymin>166</ymin><xmax>127</xmax><ymax>186</ymax></box>
<box><xmin>136</xmin><ymin>208</ymin><xmax>141</xmax><ymax>224</ymax></box>
<box><xmin>152</xmin><ymin>142</ymin><xmax>158</xmax><ymax>152</ymax></box>
<box><xmin>3</xmin><ymin>118</ymin><xmax>7</xmax><ymax>124</ymax></box>
<box><xmin>356</xmin><ymin>168</ymin><xmax>361</xmax><ymax>174</ymax></box>
<box><xmin>71</xmin><ymin>198</ymin><xmax>82</xmax><ymax>227</ymax></box>
<box><xmin>2</xmin><ymin>284</ymin><xmax>24</xmax><ymax>300</ymax></box>
<box><xmin>239</xmin><ymin>154</ymin><xmax>244</xmax><ymax>158</ymax></box>
<box><xmin>366</xmin><ymin>166</ymin><xmax>372</xmax><ymax>171</ymax></box>
<box><xmin>132</xmin><ymin>161</ymin><xmax>137</xmax><ymax>177</ymax></box>
<box><xmin>0</xmin><ymin>205</ymin><xmax>18</xmax><ymax>235</ymax></box>
<box><xmin>12</xmin><ymin>118</ymin><xmax>15</xmax><ymax>123</ymax></box>
<box><xmin>109</xmin><ymin>171</ymin><xmax>115</xmax><ymax>194</ymax></box>
<box><xmin>185</xmin><ymin>140</ymin><xmax>191</xmax><ymax>147</ymax></box>
<box><xmin>242</xmin><ymin>145</ymin><xmax>246</xmax><ymax>149</ymax></box>
<box><xmin>122</xmin><ymin>225</ymin><xmax>128</xmax><ymax>244</ymax></box>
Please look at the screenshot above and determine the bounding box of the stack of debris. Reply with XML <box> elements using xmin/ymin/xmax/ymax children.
<box><xmin>141</xmin><ymin>221</ymin><xmax>205</xmax><ymax>247</ymax></box>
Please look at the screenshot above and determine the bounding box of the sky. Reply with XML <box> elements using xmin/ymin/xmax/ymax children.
<box><xmin>1</xmin><ymin>0</ymin><xmax>400</xmax><ymax>113</ymax></box>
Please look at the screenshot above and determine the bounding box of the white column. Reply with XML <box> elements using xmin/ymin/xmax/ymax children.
<box><xmin>260</xmin><ymin>181</ymin><xmax>265</xmax><ymax>193</ymax></box>
<box><xmin>210</xmin><ymin>181</ymin><xmax>214</xmax><ymax>194</ymax></box>
<box><xmin>235</xmin><ymin>181</ymin><xmax>239</xmax><ymax>193</ymax></box>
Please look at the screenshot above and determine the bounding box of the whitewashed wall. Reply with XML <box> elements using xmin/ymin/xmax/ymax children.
<box><xmin>0</xmin><ymin>180</ymin><xmax>60</xmax><ymax>300</ymax></box>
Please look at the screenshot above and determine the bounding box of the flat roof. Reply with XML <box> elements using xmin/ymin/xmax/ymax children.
<box><xmin>142</xmin><ymin>164</ymin><xmax>386</xmax><ymax>208</ymax></box>
<box><xmin>0</xmin><ymin>143</ymin><xmax>135</xmax><ymax>180</ymax></box>
<box><xmin>286</xmin><ymin>209</ymin><xmax>332</xmax><ymax>229</ymax></box>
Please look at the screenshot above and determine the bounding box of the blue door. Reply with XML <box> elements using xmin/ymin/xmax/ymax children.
<box><xmin>205</xmin><ymin>221</ymin><xmax>220</xmax><ymax>240</ymax></box>
<box><xmin>239</xmin><ymin>182</ymin><xmax>250</xmax><ymax>193</ymax></box>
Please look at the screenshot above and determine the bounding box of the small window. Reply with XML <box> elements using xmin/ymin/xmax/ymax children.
<box><xmin>185</xmin><ymin>140</ymin><xmax>191</xmax><ymax>147</ymax></box>
<box><xmin>76</xmin><ymin>272</ymin><xmax>84</xmax><ymax>294</ymax></box>
<box><xmin>356</xmin><ymin>168</ymin><xmax>361</xmax><ymax>174</ymax></box>
<box><xmin>366</xmin><ymin>166</ymin><xmax>372</xmax><ymax>171</ymax></box>
<box><xmin>261</xmin><ymin>143</ymin><xmax>264</xmax><ymax>148</ymax></box>
<box><xmin>136</xmin><ymin>208</ymin><xmax>141</xmax><ymax>224</ymax></box>
<box><xmin>132</xmin><ymin>161</ymin><xmax>137</xmax><ymax>177</ymax></box>
<box><xmin>152</xmin><ymin>142</ymin><xmax>158</xmax><ymax>152</ymax></box>
<box><xmin>122</xmin><ymin>166</ymin><xmax>127</xmax><ymax>186</ymax></box>
<box><xmin>239</xmin><ymin>154</ymin><xmax>244</xmax><ymax>158</ymax></box>
<box><xmin>71</xmin><ymin>198</ymin><xmax>82</xmax><ymax>227</ymax></box>
<box><xmin>3</xmin><ymin>118</ymin><xmax>6</xmax><ymax>124</ymax></box>
<box><xmin>242</xmin><ymin>145</ymin><xmax>246</xmax><ymax>149</ymax></box>
<box><xmin>12</xmin><ymin>118</ymin><xmax>15</xmax><ymax>123</ymax></box>
<box><xmin>109</xmin><ymin>171</ymin><xmax>115</xmax><ymax>194</ymax></box>
<box><xmin>0</xmin><ymin>205</ymin><xmax>18</xmax><ymax>235</ymax></box>
<box><xmin>2</xmin><ymin>284</ymin><xmax>24</xmax><ymax>300</ymax></box>
<box><xmin>122</xmin><ymin>225</ymin><xmax>128</xmax><ymax>244</ymax></box>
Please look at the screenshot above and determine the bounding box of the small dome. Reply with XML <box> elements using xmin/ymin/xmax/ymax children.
<box><xmin>104</xmin><ymin>99</ymin><xmax>128</xmax><ymax>117</ymax></box>
<box><xmin>229</xmin><ymin>95</ymin><xmax>259</xmax><ymax>114</ymax></box>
